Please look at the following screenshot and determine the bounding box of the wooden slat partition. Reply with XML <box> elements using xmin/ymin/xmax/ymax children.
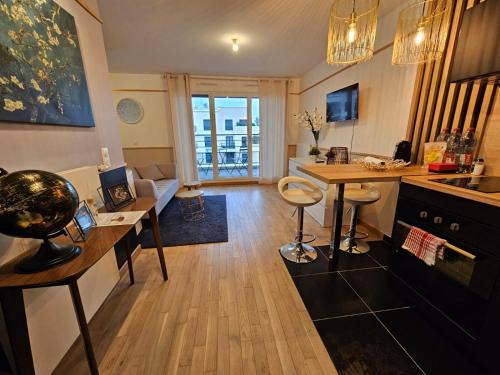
<box><xmin>407</xmin><ymin>0</ymin><xmax>498</xmax><ymax>163</ymax></box>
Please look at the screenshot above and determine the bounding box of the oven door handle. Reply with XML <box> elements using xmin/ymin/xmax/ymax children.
<box><xmin>396</xmin><ymin>220</ymin><xmax>477</xmax><ymax>260</ymax></box>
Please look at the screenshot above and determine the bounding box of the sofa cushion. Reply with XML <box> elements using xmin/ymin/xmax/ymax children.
<box><xmin>135</xmin><ymin>165</ymin><xmax>164</xmax><ymax>181</ymax></box>
<box><xmin>154</xmin><ymin>179</ymin><xmax>180</xmax><ymax>215</ymax></box>
<box><xmin>154</xmin><ymin>179</ymin><xmax>178</xmax><ymax>195</ymax></box>
<box><xmin>157</xmin><ymin>163</ymin><xmax>177</xmax><ymax>179</ymax></box>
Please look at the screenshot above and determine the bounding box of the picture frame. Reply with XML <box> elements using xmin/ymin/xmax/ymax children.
<box><xmin>66</xmin><ymin>201</ymin><xmax>96</xmax><ymax>242</ymax></box>
<box><xmin>0</xmin><ymin>0</ymin><xmax>95</xmax><ymax>127</ymax></box>
<box><xmin>97</xmin><ymin>186</ymin><xmax>112</xmax><ymax>212</ymax></box>
<box><xmin>105</xmin><ymin>182</ymin><xmax>135</xmax><ymax>210</ymax></box>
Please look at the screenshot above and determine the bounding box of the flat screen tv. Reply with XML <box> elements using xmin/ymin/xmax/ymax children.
<box><xmin>449</xmin><ymin>0</ymin><xmax>500</xmax><ymax>83</ymax></box>
<box><xmin>326</xmin><ymin>83</ymin><xmax>358</xmax><ymax>123</ymax></box>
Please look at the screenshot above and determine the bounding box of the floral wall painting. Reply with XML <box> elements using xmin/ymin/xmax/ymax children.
<box><xmin>0</xmin><ymin>0</ymin><xmax>95</xmax><ymax>127</ymax></box>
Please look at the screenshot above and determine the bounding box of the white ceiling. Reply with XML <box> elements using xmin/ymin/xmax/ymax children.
<box><xmin>98</xmin><ymin>0</ymin><xmax>402</xmax><ymax>77</ymax></box>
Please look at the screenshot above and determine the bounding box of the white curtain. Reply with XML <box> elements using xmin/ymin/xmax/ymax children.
<box><xmin>166</xmin><ymin>73</ymin><xmax>198</xmax><ymax>185</ymax></box>
<box><xmin>258</xmin><ymin>79</ymin><xmax>287</xmax><ymax>184</ymax></box>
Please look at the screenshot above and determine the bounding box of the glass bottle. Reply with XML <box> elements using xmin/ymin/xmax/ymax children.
<box><xmin>444</xmin><ymin>128</ymin><xmax>461</xmax><ymax>164</ymax></box>
<box><xmin>458</xmin><ymin>128</ymin><xmax>477</xmax><ymax>173</ymax></box>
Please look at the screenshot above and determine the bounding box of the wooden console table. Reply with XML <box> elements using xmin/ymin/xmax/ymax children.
<box><xmin>0</xmin><ymin>197</ymin><xmax>167</xmax><ymax>375</ymax></box>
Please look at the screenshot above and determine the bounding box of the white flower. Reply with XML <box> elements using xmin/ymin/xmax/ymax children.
<box><xmin>37</xmin><ymin>69</ymin><xmax>49</xmax><ymax>80</ymax></box>
<box><xmin>10</xmin><ymin>76</ymin><xmax>24</xmax><ymax>89</ymax></box>
<box><xmin>9</xmin><ymin>5</ymin><xmax>24</xmax><ymax>21</ymax></box>
<box><xmin>31</xmin><ymin>79</ymin><xmax>42</xmax><ymax>92</ymax></box>
<box><xmin>7</xmin><ymin>30</ymin><xmax>17</xmax><ymax>40</ymax></box>
<box><xmin>53</xmin><ymin>23</ymin><xmax>62</xmax><ymax>35</ymax></box>
<box><xmin>295</xmin><ymin>108</ymin><xmax>324</xmax><ymax>132</ymax></box>
<box><xmin>3</xmin><ymin>99</ymin><xmax>25</xmax><ymax>112</ymax></box>
<box><xmin>23</xmin><ymin>15</ymin><xmax>33</xmax><ymax>27</ymax></box>
<box><xmin>0</xmin><ymin>77</ymin><xmax>8</xmax><ymax>85</ymax></box>
<box><xmin>67</xmin><ymin>35</ymin><xmax>76</xmax><ymax>47</ymax></box>
<box><xmin>0</xmin><ymin>4</ymin><xmax>9</xmax><ymax>15</ymax></box>
<box><xmin>48</xmin><ymin>35</ymin><xmax>59</xmax><ymax>46</ymax></box>
<box><xmin>37</xmin><ymin>96</ymin><xmax>50</xmax><ymax>104</ymax></box>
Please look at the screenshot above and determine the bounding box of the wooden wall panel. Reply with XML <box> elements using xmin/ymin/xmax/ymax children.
<box><xmin>122</xmin><ymin>147</ymin><xmax>175</xmax><ymax>167</ymax></box>
<box><xmin>407</xmin><ymin>0</ymin><xmax>498</xmax><ymax>164</ymax></box>
<box><xmin>478</xmin><ymin>90</ymin><xmax>500</xmax><ymax>174</ymax></box>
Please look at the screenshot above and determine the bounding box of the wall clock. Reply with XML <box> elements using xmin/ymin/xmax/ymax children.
<box><xmin>116</xmin><ymin>98</ymin><xmax>144</xmax><ymax>124</ymax></box>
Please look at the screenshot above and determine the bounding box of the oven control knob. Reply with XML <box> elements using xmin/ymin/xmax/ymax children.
<box><xmin>434</xmin><ymin>216</ymin><xmax>443</xmax><ymax>224</ymax></box>
<box><xmin>419</xmin><ymin>211</ymin><xmax>428</xmax><ymax>218</ymax></box>
<box><xmin>450</xmin><ymin>223</ymin><xmax>460</xmax><ymax>231</ymax></box>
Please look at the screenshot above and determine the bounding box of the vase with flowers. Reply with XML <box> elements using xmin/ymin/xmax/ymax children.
<box><xmin>295</xmin><ymin>108</ymin><xmax>324</xmax><ymax>160</ymax></box>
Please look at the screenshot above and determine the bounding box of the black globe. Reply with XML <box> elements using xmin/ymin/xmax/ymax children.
<box><xmin>0</xmin><ymin>170</ymin><xmax>79</xmax><ymax>239</ymax></box>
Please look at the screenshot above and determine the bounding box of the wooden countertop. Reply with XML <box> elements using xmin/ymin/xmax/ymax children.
<box><xmin>296</xmin><ymin>164</ymin><xmax>431</xmax><ymax>184</ymax></box>
<box><xmin>0</xmin><ymin>197</ymin><xmax>156</xmax><ymax>289</ymax></box>
<box><xmin>402</xmin><ymin>175</ymin><xmax>500</xmax><ymax>208</ymax></box>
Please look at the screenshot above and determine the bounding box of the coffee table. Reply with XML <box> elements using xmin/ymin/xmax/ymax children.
<box><xmin>175</xmin><ymin>189</ymin><xmax>205</xmax><ymax>221</ymax></box>
<box><xmin>184</xmin><ymin>180</ymin><xmax>202</xmax><ymax>191</ymax></box>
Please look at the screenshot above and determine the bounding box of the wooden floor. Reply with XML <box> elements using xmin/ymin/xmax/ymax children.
<box><xmin>54</xmin><ymin>184</ymin><xmax>379</xmax><ymax>375</ymax></box>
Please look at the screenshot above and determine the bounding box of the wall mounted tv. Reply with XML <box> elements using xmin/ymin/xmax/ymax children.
<box><xmin>326</xmin><ymin>83</ymin><xmax>359</xmax><ymax>123</ymax></box>
<box><xmin>449</xmin><ymin>0</ymin><xmax>500</xmax><ymax>83</ymax></box>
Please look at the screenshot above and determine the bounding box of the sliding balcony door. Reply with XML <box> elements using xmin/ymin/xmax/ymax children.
<box><xmin>192</xmin><ymin>94</ymin><xmax>260</xmax><ymax>181</ymax></box>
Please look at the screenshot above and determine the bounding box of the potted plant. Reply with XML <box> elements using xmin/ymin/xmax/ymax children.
<box><xmin>309</xmin><ymin>146</ymin><xmax>321</xmax><ymax>160</ymax></box>
<box><xmin>295</xmin><ymin>108</ymin><xmax>324</xmax><ymax>159</ymax></box>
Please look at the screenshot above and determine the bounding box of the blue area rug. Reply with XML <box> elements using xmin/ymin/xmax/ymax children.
<box><xmin>139</xmin><ymin>195</ymin><xmax>228</xmax><ymax>248</ymax></box>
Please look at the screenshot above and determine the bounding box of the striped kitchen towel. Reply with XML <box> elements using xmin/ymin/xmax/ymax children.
<box><xmin>402</xmin><ymin>226</ymin><xmax>446</xmax><ymax>266</ymax></box>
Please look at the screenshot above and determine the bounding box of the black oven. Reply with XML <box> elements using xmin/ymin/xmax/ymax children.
<box><xmin>390</xmin><ymin>183</ymin><xmax>500</xmax><ymax>352</ymax></box>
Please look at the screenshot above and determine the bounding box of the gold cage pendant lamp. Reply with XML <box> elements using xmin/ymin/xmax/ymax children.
<box><xmin>392</xmin><ymin>0</ymin><xmax>452</xmax><ymax>65</ymax></box>
<box><xmin>327</xmin><ymin>0</ymin><xmax>380</xmax><ymax>65</ymax></box>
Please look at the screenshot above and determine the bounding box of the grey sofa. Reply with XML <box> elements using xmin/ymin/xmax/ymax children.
<box><xmin>130</xmin><ymin>163</ymin><xmax>179</xmax><ymax>216</ymax></box>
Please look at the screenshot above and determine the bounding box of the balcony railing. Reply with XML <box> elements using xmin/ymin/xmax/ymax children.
<box><xmin>194</xmin><ymin>133</ymin><xmax>259</xmax><ymax>178</ymax></box>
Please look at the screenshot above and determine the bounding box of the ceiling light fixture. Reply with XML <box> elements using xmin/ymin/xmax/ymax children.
<box><xmin>327</xmin><ymin>0</ymin><xmax>379</xmax><ymax>65</ymax></box>
<box><xmin>232</xmin><ymin>38</ymin><xmax>239</xmax><ymax>52</ymax></box>
<box><xmin>392</xmin><ymin>0</ymin><xmax>452</xmax><ymax>65</ymax></box>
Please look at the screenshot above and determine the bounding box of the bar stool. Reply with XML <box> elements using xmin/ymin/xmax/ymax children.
<box><xmin>340</xmin><ymin>185</ymin><xmax>381</xmax><ymax>254</ymax></box>
<box><xmin>278</xmin><ymin>176</ymin><xmax>324</xmax><ymax>263</ymax></box>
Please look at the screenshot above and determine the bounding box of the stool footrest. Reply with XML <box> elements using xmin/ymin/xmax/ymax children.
<box><xmin>294</xmin><ymin>233</ymin><xmax>316</xmax><ymax>244</ymax></box>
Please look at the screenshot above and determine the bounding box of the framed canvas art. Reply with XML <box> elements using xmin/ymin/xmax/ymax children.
<box><xmin>0</xmin><ymin>0</ymin><xmax>95</xmax><ymax>127</ymax></box>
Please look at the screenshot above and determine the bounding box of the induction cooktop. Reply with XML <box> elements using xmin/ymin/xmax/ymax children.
<box><xmin>433</xmin><ymin>176</ymin><xmax>500</xmax><ymax>193</ymax></box>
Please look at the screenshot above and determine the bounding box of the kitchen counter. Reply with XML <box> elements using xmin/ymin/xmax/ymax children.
<box><xmin>402</xmin><ymin>174</ymin><xmax>500</xmax><ymax>208</ymax></box>
<box><xmin>297</xmin><ymin>164</ymin><xmax>430</xmax><ymax>184</ymax></box>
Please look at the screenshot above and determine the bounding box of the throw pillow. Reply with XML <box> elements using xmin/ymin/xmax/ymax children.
<box><xmin>157</xmin><ymin>163</ymin><xmax>177</xmax><ymax>179</ymax></box>
<box><xmin>135</xmin><ymin>165</ymin><xmax>165</xmax><ymax>181</ymax></box>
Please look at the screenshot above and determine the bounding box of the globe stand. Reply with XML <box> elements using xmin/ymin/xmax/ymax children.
<box><xmin>16</xmin><ymin>238</ymin><xmax>82</xmax><ymax>274</ymax></box>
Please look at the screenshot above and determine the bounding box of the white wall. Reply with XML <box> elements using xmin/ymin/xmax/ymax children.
<box><xmin>297</xmin><ymin>2</ymin><xmax>416</xmax><ymax>157</ymax></box>
<box><xmin>296</xmin><ymin>3</ymin><xmax>417</xmax><ymax>236</ymax></box>
<box><xmin>110</xmin><ymin>73</ymin><xmax>174</xmax><ymax>148</ymax></box>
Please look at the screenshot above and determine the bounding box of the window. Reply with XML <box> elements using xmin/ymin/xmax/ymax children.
<box><xmin>225</xmin><ymin>135</ymin><xmax>235</xmax><ymax>148</ymax></box>
<box><xmin>193</xmin><ymin>95</ymin><xmax>260</xmax><ymax>180</ymax></box>
<box><xmin>203</xmin><ymin>119</ymin><xmax>211</xmax><ymax>131</ymax></box>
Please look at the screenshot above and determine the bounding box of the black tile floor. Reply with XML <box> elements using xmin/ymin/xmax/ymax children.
<box><xmin>281</xmin><ymin>241</ymin><xmax>482</xmax><ymax>375</ymax></box>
